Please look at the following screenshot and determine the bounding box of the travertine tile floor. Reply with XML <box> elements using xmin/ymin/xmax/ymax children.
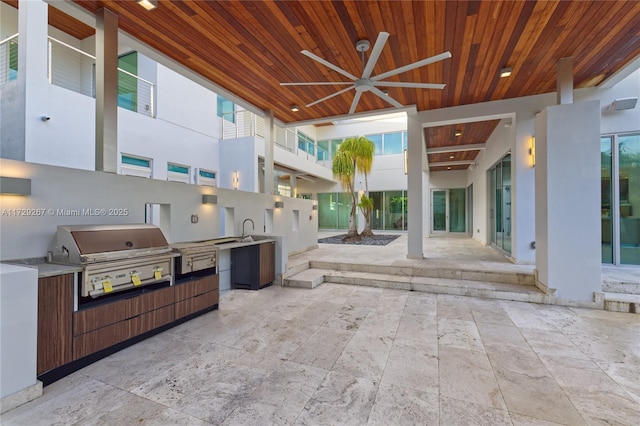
<box><xmin>4</xmin><ymin>284</ymin><xmax>640</xmax><ymax>425</ymax></box>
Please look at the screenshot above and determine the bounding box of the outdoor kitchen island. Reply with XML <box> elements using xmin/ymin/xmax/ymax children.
<box><xmin>12</xmin><ymin>232</ymin><xmax>276</xmax><ymax>387</ymax></box>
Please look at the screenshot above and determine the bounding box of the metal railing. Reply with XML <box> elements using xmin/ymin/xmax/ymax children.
<box><xmin>221</xmin><ymin>109</ymin><xmax>330</xmax><ymax>166</ymax></box>
<box><xmin>46</xmin><ymin>36</ymin><xmax>155</xmax><ymax>117</ymax></box>
<box><xmin>0</xmin><ymin>33</ymin><xmax>18</xmax><ymax>85</ymax></box>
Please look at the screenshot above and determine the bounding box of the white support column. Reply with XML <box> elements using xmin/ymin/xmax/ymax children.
<box><xmin>95</xmin><ymin>8</ymin><xmax>118</xmax><ymax>173</ymax></box>
<box><xmin>557</xmin><ymin>57</ymin><xmax>574</xmax><ymax>105</ymax></box>
<box><xmin>534</xmin><ymin>100</ymin><xmax>601</xmax><ymax>303</ymax></box>
<box><xmin>290</xmin><ymin>174</ymin><xmax>297</xmax><ymax>198</ymax></box>
<box><xmin>407</xmin><ymin>113</ymin><xmax>424</xmax><ymax>259</ymax></box>
<box><xmin>263</xmin><ymin>110</ymin><xmax>275</xmax><ymax>194</ymax></box>
<box><xmin>4</xmin><ymin>0</ymin><xmax>49</xmax><ymax>161</ymax></box>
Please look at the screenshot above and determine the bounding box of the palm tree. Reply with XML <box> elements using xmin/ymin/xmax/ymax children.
<box><xmin>332</xmin><ymin>136</ymin><xmax>375</xmax><ymax>239</ymax></box>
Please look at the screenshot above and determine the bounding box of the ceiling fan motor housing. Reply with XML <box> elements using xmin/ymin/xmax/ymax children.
<box><xmin>355</xmin><ymin>39</ymin><xmax>371</xmax><ymax>52</ymax></box>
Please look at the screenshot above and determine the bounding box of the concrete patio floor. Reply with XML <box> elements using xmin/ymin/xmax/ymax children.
<box><xmin>2</xmin><ymin>233</ymin><xmax>639</xmax><ymax>425</ymax></box>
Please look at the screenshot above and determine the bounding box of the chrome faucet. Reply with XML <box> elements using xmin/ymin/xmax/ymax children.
<box><xmin>241</xmin><ymin>218</ymin><xmax>255</xmax><ymax>238</ymax></box>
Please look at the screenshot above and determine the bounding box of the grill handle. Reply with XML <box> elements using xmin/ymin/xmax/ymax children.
<box><xmin>89</xmin><ymin>274</ymin><xmax>172</xmax><ymax>298</ymax></box>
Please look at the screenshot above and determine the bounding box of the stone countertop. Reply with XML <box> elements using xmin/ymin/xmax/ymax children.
<box><xmin>212</xmin><ymin>237</ymin><xmax>276</xmax><ymax>251</ymax></box>
<box><xmin>1</xmin><ymin>258</ymin><xmax>83</xmax><ymax>279</ymax></box>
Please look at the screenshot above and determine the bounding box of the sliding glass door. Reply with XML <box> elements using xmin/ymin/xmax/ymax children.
<box><xmin>489</xmin><ymin>153</ymin><xmax>512</xmax><ymax>254</ymax></box>
<box><xmin>603</xmin><ymin>133</ymin><xmax>640</xmax><ymax>265</ymax></box>
<box><xmin>431</xmin><ymin>189</ymin><xmax>466</xmax><ymax>233</ymax></box>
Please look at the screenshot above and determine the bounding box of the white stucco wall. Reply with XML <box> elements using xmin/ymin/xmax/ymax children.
<box><xmin>0</xmin><ymin>159</ymin><xmax>318</xmax><ymax>263</ymax></box>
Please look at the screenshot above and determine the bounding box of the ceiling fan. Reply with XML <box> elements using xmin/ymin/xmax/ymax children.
<box><xmin>280</xmin><ymin>32</ymin><xmax>451</xmax><ymax>114</ymax></box>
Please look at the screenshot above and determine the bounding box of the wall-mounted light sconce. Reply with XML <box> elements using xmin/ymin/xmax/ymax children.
<box><xmin>275</xmin><ymin>201</ymin><xmax>284</xmax><ymax>208</ymax></box>
<box><xmin>529</xmin><ymin>137</ymin><xmax>536</xmax><ymax>167</ymax></box>
<box><xmin>403</xmin><ymin>149</ymin><xmax>408</xmax><ymax>175</ymax></box>
<box><xmin>202</xmin><ymin>194</ymin><xmax>217</xmax><ymax>205</ymax></box>
<box><xmin>312</xmin><ymin>204</ymin><xmax>318</xmax><ymax>210</ymax></box>
<box><xmin>0</xmin><ymin>177</ymin><xmax>31</xmax><ymax>196</ymax></box>
<box><xmin>607</xmin><ymin>97</ymin><xmax>638</xmax><ymax>111</ymax></box>
<box><xmin>500</xmin><ymin>67</ymin><xmax>512</xmax><ymax>78</ymax></box>
<box><xmin>137</xmin><ymin>0</ymin><xmax>157</xmax><ymax>10</ymax></box>
<box><xmin>290</xmin><ymin>105</ymin><xmax>300</xmax><ymax>112</ymax></box>
<box><xmin>232</xmin><ymin>170</ymin><xmax>239</xmax><ymax>190</ymax></box>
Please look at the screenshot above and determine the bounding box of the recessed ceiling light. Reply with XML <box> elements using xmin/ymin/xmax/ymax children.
<box><xmin>137</xmin><ymin>0</ymin><xmax>157</xmax><ymax>10</ymax></box>
<box><xmin>447</xmin><ymin>167</ymin><xmax>452</xmax><ymax>170</ymax></box>
<box><xmin>500</xmin><ymin>67</ymin><xmax>512</xmax><ymax>78</ymax></box>
<box><xmin>455</xmin><ymin>130</ymin><xmax>462</xmax><ymax>137</ymax></box>
<box><xmin>449</xmin><ymin>155</ymin><xmax>455</xmax><ymax>159</ymax></box>
<box><xmin>290</xmin><ymin>105</ymin><xmax>300</xmax><ymax>112</ymax></box>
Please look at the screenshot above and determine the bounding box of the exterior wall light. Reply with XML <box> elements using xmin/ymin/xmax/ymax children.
<box><xmin>202</xmin><ymin>194</ymin><xmax>217</xmax><ymax>205</ymax></box>
<box><xmin>232</xmin><ymin>171</ymin><xmax>239</xmax><ymax>190</ymax></box>
<box><xmin>529</xmin><ymin>137</ymin><xmax>536</xmax><ymax>167</ymax></box>
<box><xmin>0</xmin><ymin>177</ymin><xmax>31</xmax><ymax>195</ymax></box>
<box><xmin>312</xmin><ymin>204</ymin><xmax>318</xmax><ymax>210</ymax></box>
<box><xmin>275</xmin><ymin>201</ymin><xmax>284</xmax><ymax>208</ymax></box>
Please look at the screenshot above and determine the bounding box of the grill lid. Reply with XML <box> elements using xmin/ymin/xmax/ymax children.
<box><xmin>53</xmin><ymin>224</ymin><xmax>170</xmax><ymax>264</ymax></box>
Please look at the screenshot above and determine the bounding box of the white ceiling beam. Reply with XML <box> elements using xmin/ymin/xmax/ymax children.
<box><xmin>429</xmin><ymin>160</ymin><xmax>475</xmax><ymax>167</ymax></box>
<box><xmin>426</xmin><ymin>143</ymin><xmax>486</xmax><ymax>154</ymax></box>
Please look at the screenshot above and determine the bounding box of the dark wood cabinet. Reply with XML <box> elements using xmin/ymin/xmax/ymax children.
<box><xmin>72</xmin><ymin>285</ymin><xmax>176</xmax><ymax>360</ymax></box>
<box><xmin>259</xmin><ymin>242</ymin><xmax>276</xmax><ymax>287</ymax></box>
<box><xmin>37</xmin><ymin>274</ymin><xmax>73</xmax><ymax>375</ymax></box>
<box><xmin>231</xmin><ymin>242</ymin><xmax>275</xmax><ymax>290</ymax></box>
<box><xmin>175</xmin><ymin>274</ymin><xmax>219</xmax><ymax>319</ymax></box>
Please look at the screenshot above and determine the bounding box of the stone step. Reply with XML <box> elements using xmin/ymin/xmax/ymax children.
<box><xmin>284</xmin><ymin>268</ymin><xmax>332</xmax><ymax>289</ymax></box>
<box><xmin>309</xmin><ymin>260</ymin><xmax>536</xmax><ymax>286</ymax></box>
<box><xmin>284</xmin><ymin>269</ymin><xmax>550</xmax><ymax>304</ymax></box>
<box><xmin>603</xmin><ymin>292</ymin><xmax>640</xmax><ymax>314</ymax></box>
<box><xmin>602</xmin><ymin>281</ymin><xmax>640</xmax><ymax>295</ymax></box>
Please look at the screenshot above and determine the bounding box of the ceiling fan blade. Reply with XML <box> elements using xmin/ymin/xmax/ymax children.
<box><xmin>349</xmin><ymin>91</ymin><xmax>363</xmax><ymax>114</ymax></box>
<box><xmin>370</xmin><ymin>86</ymin><xmax>404</xmax><ymax>109</ymax></box>
<box><xmin>372</xmin><ymin>81</ymin><xmax>446</xmax><ymax>89</ymax></box>
<box><xmin>306</xmin><ymin>85</ymin><xmax>355</xmax><ymax>108</ymax></box>
<box><xmin>301</xmin><ymin>50</ymin><xmax>358</xmax><ymax>81</ymax></box>
<box><xmin>371</xmin><ymin>51</ymin><xmax>452</xmax><ymax>81</ymax></box>
<box><xmin>362</xmin><ymin>32</ymin><xmax>389</xmax><ymax>79</ymax></box>
<box><xmin>280</xmin><ymin>82</ymin><xmax>355</xmax><ymax>86</ymax></box>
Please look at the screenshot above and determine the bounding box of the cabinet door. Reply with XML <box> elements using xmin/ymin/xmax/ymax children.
<box><xmin>259</xmin><ymin>242</ymin><xmax>275</xmax><ymax>286</ymax></box>
<box><xmin>38</xmin><ymin>274</ymin><xmax>73</xmax><ymax>375</ymax></box>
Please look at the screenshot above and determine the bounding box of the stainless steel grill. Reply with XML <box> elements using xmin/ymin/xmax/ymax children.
<box><xmin>170</xmin><ymin>240</ymin><xmax>219</xmax><ymax>275</ymax></box>
<box><xmin>52</xmin><ymin>224</ymin><xmax>174</xmax><ymax>298</ymax></box>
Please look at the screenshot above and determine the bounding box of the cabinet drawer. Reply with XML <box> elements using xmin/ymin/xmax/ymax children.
<box><xmin>175</xmin><ymin>275</ymin><xmax>219</xmax><ymax>301</ymax></box>
<box><xmin>194</xmin><ymin>290</ymin><xmax>218</xmax><ymax>313</ymax></box>
<box><xmin>74</xmin><ymin>296</ymin><xmax>137</xmax><ymax>336</ymax></box>
<box><xmin>73</xmin><ymin>305</ymin><xmax>174</xmax><ymax>360</ymax></box>
<box><xmin>175</xmin><ymin>290</ymin><xmax>218</xmax><ymax>320</ymax></box>
<box><xmin>74</xmin><ymin>286</ymin><xmax>174</xmax><ymax>336</ymax></box>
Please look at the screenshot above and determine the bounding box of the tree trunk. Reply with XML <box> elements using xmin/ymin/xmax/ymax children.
<box><xmin>360</xmin><ymin>208</ymin><xmax>374</xmax><ymax>237</ymax></box>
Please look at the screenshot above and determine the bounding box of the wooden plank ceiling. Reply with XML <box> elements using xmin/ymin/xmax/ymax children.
<box><xmin>7</xmin><ymin>1</ymin><xmax>640</xmax><ymax>170</ymax></box>
<box><xmin>426</xmin><ymin>120</ymin><xmax>500</xmax><ymax>171</ymax></box>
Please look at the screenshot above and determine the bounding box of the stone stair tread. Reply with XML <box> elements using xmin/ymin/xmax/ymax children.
<box><xmin>603</xmin><ymin>292</ymin><xmax>640</xmax><ymax>303</ymax></box>
<box><xmin>322</xmin><ymin>270</ymin><xmax>541</xmax><ymax>294</ymax></box>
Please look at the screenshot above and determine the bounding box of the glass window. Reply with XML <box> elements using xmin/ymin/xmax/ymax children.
<box><xmin>619</xmin><ymin>134</ymin><xmax>640</xmax><ymax>265</ymax></box>
<box><xmin>8</xmin><ymin>41</ymin><xmax>18</xmax><ymax>81</ymax></box>
<box><xmin>368</xmin><ymin>134</ymin><xmax>383</xmax><ymax>156</ymax></box>
<box><xmin>383</xmin><ymin>132</ymin><xmax>403</xmax><ymax>155</ymax></box>
<box><xmin>167</xmin><ymin>163</ymin><xmax>190</xmax><ymax>183</ymax></box>
<box><xmin>386</xmin><ymin>191</ymin><xmax>407</xmax><ymax>230</ymax></box>
<box><xmin>297</xmin><ymin>131</ymin><xmax>315</xmax><ymax>156</ymax></box>
<box><xmin>217</xmin><ymin>96</ymin><xmax>235</xmax><ymax>123</ymax></box>
<box><xmin>318</xmin><ymin>193</ymin><xmax>337</xmax><ymax>229</ymax></box>
<box><xmin>122</xmin><ymin>155</ymin><xmax>150</xmax><ymax>168</ymax></box>
<box><xmin>449</xmin><ymin>188</ymin><xmax>466</xmax><ymax>232</ymax></box>
<box><xmin>118</xmin><ymin>52</ymin><xmax>138</xmax><ymax>112</ymax></box>
<box><xmin>601</xmin><ymin>137</ymin><xmax>613</xmax><ymax>263</ymax></box>
<box><xmin>331</xmin><ymin>139</ymin><xmax>342</xmax><ymax>159</ymax></box>
<box><xmin>317</xmin><ymin>140</ymin><xmax>330</xmax><ymax>161</ymax></box>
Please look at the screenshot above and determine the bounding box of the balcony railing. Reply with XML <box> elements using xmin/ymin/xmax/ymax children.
<box><xmin>46</xmin><ymin>36</ymin><xmax>155</xmax><ymax>117</ymax></box>
<box><xmin>221</xmin><ymin>110</ymin><xmax>331</xmax><ymax>166</ymax></box>
<box><xmin>0</xmin><ymin>33</ymin><xmax>18</xmax><ymax>85</ymax></box>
